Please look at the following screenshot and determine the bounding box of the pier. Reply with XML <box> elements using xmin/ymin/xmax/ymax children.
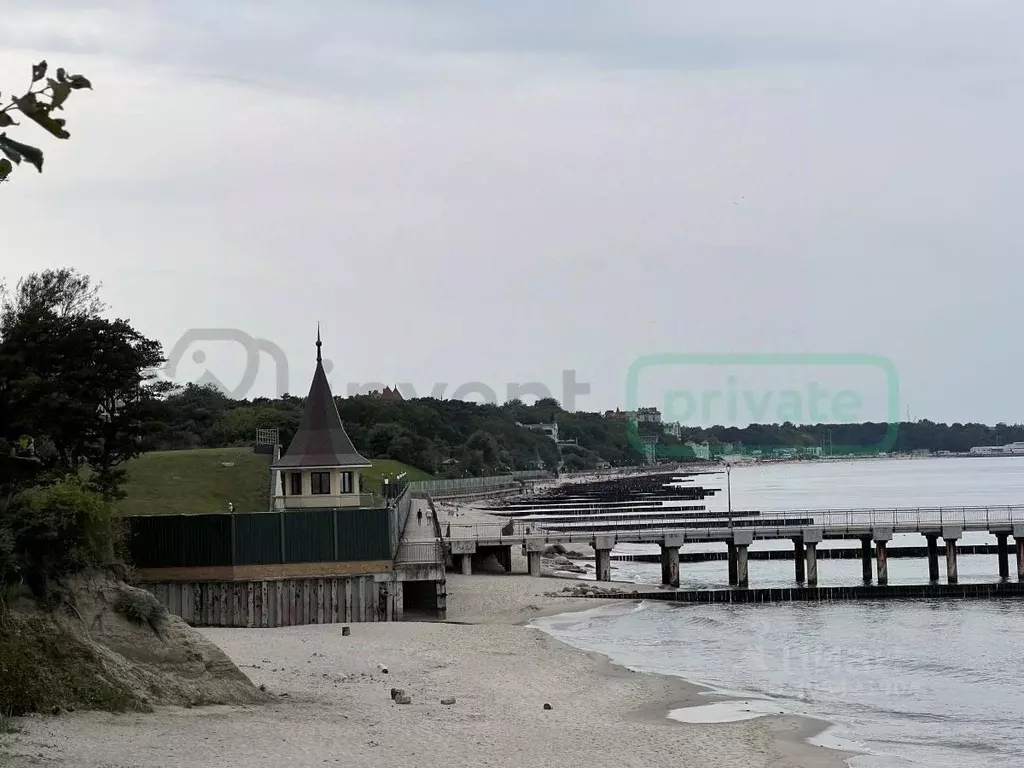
<box><xmin>440</xmin><ymin>470</ymin><xmax>1024</xmax><ymax>595</ymax></box>
<box><xmin>449</xmin><ymin>504</ymin><xmax>1024</xmax><ymax>588</ymax></box>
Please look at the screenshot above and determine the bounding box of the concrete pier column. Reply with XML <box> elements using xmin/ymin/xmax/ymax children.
<box><xmin>793</xmin><ymin>539</ymin><xmax>806</xmax><ymax>583</ymax></box>
<box><xmin>943</xmin><ymin>525</ymin><xmax>962</xmax><ymax>585</ymax></box>
<box><xmin>660</xmin><ymin>544</ymin><xmax>680</xmax><ymax>587</ymax></box>
<box><xmin>860</xmin><ymin>537</ymin><xmax>873</xmax><ymax>584</ymax></box>
<box><xmin>1016</xmin><ymin>527</ymin><xmax>1024</xmax><ymax>582</ymax></box>
<box><xmin>736</xmin><ymin>545</ymin><xmax>749</xmax><ymax>588</ymax></box>
<box><xmin>805</xmin><ymin>543</ymin><xmax>818</xmax><ymax>587</ymax></box>
<box><xmin>802</xmin><ymin>527</ymin><xmax>823</xmax><ymax>588</ymax></box>
<box><xmin>460</xmin><ymin>554</ymin><xmax>472</xmax><ymax>575</ymax></box>
<box><xmin>595</xmin><ymin>549</ymin><xmax>612</xmax><ymax>582</ymax></box>
<box><xmin>996</xmin><ymin>533</ymin><xmax>1010</xmax><ymax>581</ymax></box>
<box><xmin>875</xmin><ymin>541</ymin><xmax>888</xmax><ymax>586</ymax></box>
<box><xmin>527</xmin><ymin>550</ymin><xmax>542</xmax><ymax>578</ymax></box>
<box><xmin>731</xmin><ymin>530</ymin><xmax>753</xmax><ymax>589</ymax></box>
<box><xmin>926</xmin><ymin>534</ymin><xmax>940</xmax><ymax>583</ymax></box>
<box><xmin>871</xmin><ymin>528</ymin><xmax>893</xmax><ymax>587</ymax></box>
<box><xmin>727</xmin><ymin>542</ymin><xmax>738</xmax><ymax>586</ymax></box>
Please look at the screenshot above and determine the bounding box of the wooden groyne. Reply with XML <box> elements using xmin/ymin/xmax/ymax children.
<box><xmin>587</xmin><ymin>581</ymin><xmax>1024</xmax><ymax>604</ymax></box>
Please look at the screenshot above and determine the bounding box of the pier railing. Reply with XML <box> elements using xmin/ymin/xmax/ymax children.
<box><xmin>446</xmin><ymin>505</ymin><xmax>1024</xmax><ymax>543</ymax></box>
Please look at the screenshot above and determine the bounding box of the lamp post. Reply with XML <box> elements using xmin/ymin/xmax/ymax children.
<box><xmin>718</xmin><ymin>457</ymin><xmax>733</xmax><ymax>528</ymax></box>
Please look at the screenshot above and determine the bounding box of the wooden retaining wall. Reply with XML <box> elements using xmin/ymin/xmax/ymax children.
<box><xmin>145</xmin><ymin>575</ymin><xmax>403</xmax><ymax>627</ymax></box>
<box><xmin>590</xmin><ymin>581</ymin><xmax>1024</xmax><ymax>604</ymax></box>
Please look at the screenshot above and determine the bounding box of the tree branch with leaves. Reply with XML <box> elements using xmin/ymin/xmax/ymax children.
<box><xmin>0</xmin><ymin>60</ymin><xmax>92</xmax><ymax>184</ymax></box>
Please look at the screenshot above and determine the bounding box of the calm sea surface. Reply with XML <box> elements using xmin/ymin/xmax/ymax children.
<box><xmin>534</xmin><ymin>457</ymin><xmax>1024</xmax><ymax>767</ymax></box>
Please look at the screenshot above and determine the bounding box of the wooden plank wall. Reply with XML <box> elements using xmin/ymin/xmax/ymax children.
<box><xmin>146</xmin><ymin>576</ymin><xmax>408</xmax><ymax>627</ymax></box>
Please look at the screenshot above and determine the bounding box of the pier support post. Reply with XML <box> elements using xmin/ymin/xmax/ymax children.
<box><xmin>860</xmin><ymin>537</ymin><xmax>873</xmax><ymax>584</ymax></box>
<box><xmin>875</xmin><ymin>541</ymin><xmax>888</xmax><ymax>586</ymax></box>
<box><xmin>872</xmin><ymin>528</ymin><xmax>892</xmax><ymax>587</ymax></box>
<box><xmin>731</xmin><ymin>531</ymin><xmax>753</xmax><ymax>589</ymax></box>
<box><xmin>727</xmin><ymin>542</ymin><xmax>738</xmax><ymax>586</ymax></box>
<box><xmin>996</xmin><ymin>533</ymin><xmax>1010</xmax><ymax>581</ymax></box>
<box><xmin>793</xmin><ymin>538</ymin><xmax>805</xmax><ymax>583</ymax></box>
<box><xmin>527</xmin><ymin>550</ymin><xmax>542</xmax><ymax>578</ymax></box>
<box><xmin>1015</xmin><ymin>526</ymin><xmax>1024</xmax><ymax>582</ymax></box>
<box><xmin>805</xmin><ymin>543</ymin><xmax>818</xmax><ymax>587</ymax></box>
<box><xmin>943</xmin><ymin>525</ymin><xmax>961</xmax><ymax>585</ymax></box>
<box><xmin>595</xmin><ymin>549</ymin><xmax>612</xmax><ymax>582</ymax></box>
<box><xmin>660</xmin><ymin>544</ymin><xmax>680</xmax><ymax>587</ymax></box>
<box><xmin>460</xmin><ymin>554</ymin><xmax>472</xmax><ymax>576</ymax></box>
<box><xmin>802</xmin><ymin>527</ymin><xmax>822</xmax><ymax>588</ymax></box>
<box><xmin>736</xmin><ymin>545</ymin><xmax>749</xmax><ymax>588</ymax></box>
<box><xmin>926</xmin><ymin>534</ymin><xmax>940</xmax><ymax>583</ymax></box>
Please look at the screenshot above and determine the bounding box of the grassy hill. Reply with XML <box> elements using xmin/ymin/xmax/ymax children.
<box><xmin>116</xmin><ymin>448</ymin><xmax>431</xmax><ymax>516</ymax></box>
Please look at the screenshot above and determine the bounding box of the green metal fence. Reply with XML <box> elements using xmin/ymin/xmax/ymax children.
<box><xmin>128</xmin><ymin>507</ymin><xmax>392</xmax><ymax>568</ymax></box>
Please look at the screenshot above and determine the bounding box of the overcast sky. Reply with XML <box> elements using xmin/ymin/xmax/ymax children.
<box><xmin>2</xmin><ymin>1</ymin><xmax>1021</xmax><ymax>426</ymax></box>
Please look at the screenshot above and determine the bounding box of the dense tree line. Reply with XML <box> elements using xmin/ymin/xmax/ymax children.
<box><xmin>142</xmin><ymin>384</ymin><xmax>1024</xmax><ymax>473</ymax></box>
<box><xmin>143</xmin><ymin>386</ymin><xmax>647</xmax><ymax>474</ymax></box>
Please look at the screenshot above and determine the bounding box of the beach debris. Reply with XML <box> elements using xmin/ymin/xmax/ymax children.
<box><xmin>543</xmin><ymin>703</ymin><xmax>552</xmax><ymax>710</ymax></box>
<box><xmin>259</xmin><ymin>684</ymin><xmax>267</xmax><ymax>692</ymax></box>
<box><xmin>342</xmin><ymin>626</ymin><xmax>351</xmax><ymax>636</ymax></box>
<box><xmin>377</xmin><ymin>663</ymin><xmax>389</xmax><ymax>674</ymax></box>
<box><xmin>395</xmin><ymin>693</ymin><xmax>412</xmax><ymax>705</ymax></box>
<box><xmin>390</xmin><ymin>688</ymin><xmax>406</xmax><ymax>701</ymax></box>
<box><xmin>441</xmin><ymin>697</ymin><xmax>456</xmax><ymax>705</ymax></box>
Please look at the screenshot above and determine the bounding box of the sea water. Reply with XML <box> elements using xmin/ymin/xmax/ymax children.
<box><xmin>535</xmin><ymin>457</ymin><xmax>1024</xmax><ymax>767</ymax></box>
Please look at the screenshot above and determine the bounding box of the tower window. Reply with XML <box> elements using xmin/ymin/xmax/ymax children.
<box><xmin>311</xmin><ymin>471</ymin><xmax>331</xmax><ymax>495</ymax></box>
<box><xmin>290</xmin><ymin>472</ymin><xmax>302</xmax><ymax>495</ymax></box>
<box><xmin>340</xmin><ymin>471</ymin><xmax>353</xmax><ymax>493</ymax></box>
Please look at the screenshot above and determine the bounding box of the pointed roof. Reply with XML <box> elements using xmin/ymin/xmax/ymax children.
<box><xmin>273</xmin><ymin>329</ymin><xmax>371</xmax><ymax>469</ymax></box>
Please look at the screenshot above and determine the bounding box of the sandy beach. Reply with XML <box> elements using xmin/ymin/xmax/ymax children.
<box><xmin>2</xmin><ymin>564</ymin><xmax>849</xmax><ymax>768</ymax></box>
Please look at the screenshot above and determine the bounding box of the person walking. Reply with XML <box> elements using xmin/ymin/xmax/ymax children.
<box><xmin>417</xmin><ymin>508</ymin><xmax>423</xmax><ymax>526</ymax></box>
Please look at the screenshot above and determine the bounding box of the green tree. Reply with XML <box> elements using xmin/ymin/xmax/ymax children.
<box><xmin>0</xmin><ymin>270</ymin><xmax>166</xmax><ymax>498</ymax></box>
<box><xmin>0</xmin><ymin>60</ymin><xmax>92</xmax><ymax>184</ymax></box>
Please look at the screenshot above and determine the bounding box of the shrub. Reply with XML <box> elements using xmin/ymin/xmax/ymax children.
<box><xmin>0</xmin><ymin>478</ymin><xmax>124</xmax><ymax>597</ymax></box>
<box><xmin>114</xmin><ymin>590</ymin><xmax>166</xmax><ymax>633</ymax></box>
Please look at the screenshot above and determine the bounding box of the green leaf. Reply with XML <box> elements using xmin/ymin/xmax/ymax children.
<box><xmin>47</xmin><ymin>78</ymin><xmax>72</xmax><ymax>110</ymax></box>
<box><xmin>56</xmin><ymin>68</ymin><xmax>67</xmax><ymax>84</ymax></box>
<box><xmin>0</xmin><ymin>134</ymin><xmax>43</xmax><ymax>172</ymax></box>
<box><xmin>0</xmin><ymin>111</ymin><xmax>14</xmax><ymax>128</ymax></box>
<box><xmin>32</xmin><ymin>61</ymin><xmax>47</xmax><ymax>82</ymax></box>
<box><xmin>0</xmin><ymin>158</ymin><xmax>11</xmax><ymax>182</ymax></box>
<box><xmin>12</xmin><ymin>94</ymin><xmax>70</xmax><ymax>139</ymax></box>
<box><xmin>68</xmin><ymin>74</ymin><xmax>92</xmax><ymax>90</ymax></box>
<box><xmin>0</xmin><ymin>141</ymin><xmax>21</xmax><ymax>164</ymax></box>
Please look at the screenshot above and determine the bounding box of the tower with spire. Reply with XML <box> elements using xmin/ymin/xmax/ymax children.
<box><xmin>272</xmin><ymin>327</ymin><xmax>371</xmax><ymax>509</ymax></box>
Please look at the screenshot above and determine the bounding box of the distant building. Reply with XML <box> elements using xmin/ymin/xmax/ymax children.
<box><xmin>970</xmin><ymin>442</ymin><xmax>1024</xmax><ymax>456</ymax></box>
<box><xmin>518</xmin><ymin>421</ymin><xmax>559</xmax><ymax>442</ymax></box>
<box><xmin>635</xmin><ymin>407</ymin><xmax>662</xmax><ymax>424</ymax></box>
<box><xmin>368</xmin><ymin>385</ymin><xmax>404</xmax><ymax>402</ymax></box>
<box><xmin>663</xmin><ymin>422</ymin><xmax>682</xmax><ymax>439</ymax></box>
<box><xmin>603</xmin><ymin>408</ymin><xmax>635</xmax><ymax>421</ymax></box>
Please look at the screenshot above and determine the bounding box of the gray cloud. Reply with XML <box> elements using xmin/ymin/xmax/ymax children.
<box><xmin>2</xmin><ymin>1</ymin><xmax>1023</xmax><ymax>425</ymax></box>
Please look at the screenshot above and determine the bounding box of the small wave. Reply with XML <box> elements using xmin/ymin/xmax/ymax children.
<box><xmin>873</xmin><ymin>737</ymin><xmax>1006</xmax><ymax>754</ymax></box>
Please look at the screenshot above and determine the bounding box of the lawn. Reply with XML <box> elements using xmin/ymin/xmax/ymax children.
<box><xmin>359</xmin><ymin>458</ymin><xmax>433</xmax><ymax>496</ymax></box>
<box><xmin>116</xmin><ymin>447</ymin><xmax>272</xmax><ymax>516</ymax></box>
<box><xmin>116</xmin><ymin>448</ymin><xmax>432</xmax><ymax>516</ymax></box>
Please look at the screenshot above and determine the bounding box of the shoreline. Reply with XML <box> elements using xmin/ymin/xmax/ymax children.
<box><xmin>520</xmin><ymin>597</ymin><xmax>856</xmax><ymax>768</ymax></box>
<box><xmin>3</xmin><ymin>571</ymin><xmax>855</xmax><ymax>768</ymax></box>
